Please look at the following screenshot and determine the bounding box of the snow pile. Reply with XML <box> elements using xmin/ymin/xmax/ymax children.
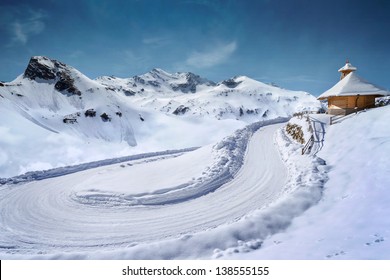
<box><xmin>242</xmin><ymin>106</ymin><xmax>390</xmax><ymax>259</ymax></box>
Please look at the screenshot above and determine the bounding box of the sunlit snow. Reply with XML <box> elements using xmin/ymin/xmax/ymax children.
<box><xmin>0</xmin><ymin>56</ymin><xmax>388</xmax><ymax>260</ymax></box>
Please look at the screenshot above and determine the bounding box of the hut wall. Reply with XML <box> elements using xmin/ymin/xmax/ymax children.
<box><xmin>328</xmin><ymin>95</ymin><xmax>378</xmax><ymax>115</ymax></box>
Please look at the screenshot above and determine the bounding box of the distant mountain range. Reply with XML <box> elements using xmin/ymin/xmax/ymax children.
<box><xmin>0</xmin><ymin>56</ymin><xmax>321</xmax><ymax>177</ymax></box>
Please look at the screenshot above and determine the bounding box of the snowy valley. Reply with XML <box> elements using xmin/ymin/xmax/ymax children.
<box><xmin>0</xmin><ymin>56</ymin><xmax>389</xmax><ymax>260</ymax></box>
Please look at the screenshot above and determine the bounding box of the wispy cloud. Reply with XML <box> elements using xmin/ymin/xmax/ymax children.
<box><xmin>11</xmin><ymin>19</ymin><xmax>45</xmax><ymax>45</ymax></box>
<box><xmin>0</xmin><ymin>6</ymin><xmax>47</xmax><ymax>46</ymax></box>
<box><xmin>185</xmin><ymin>41</ymin><xmax>237</xmax><ymax>68</ymax></box>
<box><xmin>142</xmin><ymin>36</ymin><xmax>171</xmax><ymax>47</ymax></box>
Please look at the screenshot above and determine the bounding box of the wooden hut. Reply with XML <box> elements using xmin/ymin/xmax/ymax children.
<box><xmin>318</xmin><ymin>61</ymin><xmax>389</xmax><ymax>115</ymax></box>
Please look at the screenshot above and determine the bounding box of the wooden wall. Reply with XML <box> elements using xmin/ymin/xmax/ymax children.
<box><xmin>327</xmin><ymin>95</ymin><xmax>377</xmax><ymax>115</ymax></box>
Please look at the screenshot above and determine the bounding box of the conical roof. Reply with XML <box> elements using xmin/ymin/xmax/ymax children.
<box><xmin>318</xmin><ymin>72</ymin><xmax>389</xmax><ymax>100</ymax></box>
<box><xmin>338</xmin><ymin>62</ymin><xmax>357</xmax><ymax>72</ymax></box>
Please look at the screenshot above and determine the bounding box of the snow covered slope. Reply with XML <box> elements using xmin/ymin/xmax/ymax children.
<box><xmin>1</xmin><ymin>56</ymin><xmax>137</xmax><ymax>145</ymax></box>
<box><xmin>242</xmin><ymin>105</ymin><xmax>390</xmax><ymax>259</ymax></box>
<box><xmin>0</xmin><ymin>56</ymin><xmax>320</xmax><ymax>178</ymax></box>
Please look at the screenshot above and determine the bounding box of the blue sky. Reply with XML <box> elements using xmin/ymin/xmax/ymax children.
<box><xmin>0</xmin><ymin>0</ymin><xmax>389</xmax><ymax>95</ymax></box>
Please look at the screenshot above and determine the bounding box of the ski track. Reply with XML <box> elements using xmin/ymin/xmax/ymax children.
<box><xmin>0</xmin><ymin>120</ymin><xmax>291</xmax><ymax>257</ymax></box>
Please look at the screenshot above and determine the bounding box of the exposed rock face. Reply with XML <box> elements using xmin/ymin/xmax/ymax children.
<box><xmin>133</xmin><ymin>76</ymin><xmax>145</xmax><ymax>84</ymax></box>
<box><xmin>84</xmin><ymin>109</ymin><xmax>96</xmax><ymax>117</ymax></box>
<box><xmin>54</xmin><ymin>72</ymin><xmax>81</xmax><ymax>96</ymax></box>
<box><xmin>100</xmin><ymin>113</ymin><xmax>111</xmax><ymax>122</ymax></box>
<box><xmin>221</xmin><ymin>78</ymin><xmax>242</xmax><ymax>88</ymax></box>
<box><xmin>170</xmin><ymin>73</ymin><xmax>215</xmax><ymax>93</ymax></box>
<box><xmin>23</xmin><ymin>56</ymin><xmax>81</xmax><ymax>96</ymax></box>
<box><xmin>137</xmin><ymin>68</ymin><xmax>215</xmax><ymax>94</ymax></box>
<box><xmin>123</xmin><ymin>89</ymin><xmax>136</xmax><ymax>96</ymax></box>
<box><xmin>172</xmin><ymin>105</ymin><xmax>190</xmax><ymax>115</ymax></box>
<box><xmin>24</xmin><ymin>57</ymin><xmax>57</xmax><ymax>80</ymax></box>
<box><xmin>96</xmin><ymin>68</ymin><xmax>216</xmax><ymax>97</ymax></box>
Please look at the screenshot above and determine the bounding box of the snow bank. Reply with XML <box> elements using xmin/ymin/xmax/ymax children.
<box><xmin>243</xmin><ymin>106</ymin><xmax>390</xmax><ymax>259</ymax></box>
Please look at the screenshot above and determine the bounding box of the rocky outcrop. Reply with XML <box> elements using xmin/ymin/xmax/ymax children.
<box><xmin>123</xmin><ymin>89</ymin><xmax>136</xmax><ymax>96</ymax></box>
<box><xmin>100</xmin><ymin>113</ymin><xmax>111</xmax><ymax>122</ymax></box>
<box><xmin>172</xmin><ymin>105</ymin><xmax>190</xmax><ymax>115</ymax></box>
<box><xmin>136</xmin><ymin>69</ymin><xmax>215</xmax><ymax>94</ymax></box>
<box><xmin>24</xmin><ymin>57</ymin><xmax>57</xmax><ymax>80</ymax></box>
<box><xmin>54</xmin><ymin>72</ymin><xmax>81</xmax><ymax>96</ymax></box>
<box><xmin>221</xmin><ymin>78</ymin><xmax>242</xmax><ymax>88</ymax></box>
<box><xmin>84</xmin><ymin>109</ymin><xmax>96</xmax><ymax>117</ymax></box>
<box><xmin>23</xmin><ymin>56</ymin><xmax>81</xmax><ymax>96</ymax></box>
<box><xmin>170</xmin><ymin>72</ymin><xmax>216</xmax><ymax>94</ymax></box>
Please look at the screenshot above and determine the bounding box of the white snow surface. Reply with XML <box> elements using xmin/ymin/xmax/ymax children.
<box><xmin>241</xmin><ymin>106</ymin><xmax>390</xmax><ymax>259</ymax></box>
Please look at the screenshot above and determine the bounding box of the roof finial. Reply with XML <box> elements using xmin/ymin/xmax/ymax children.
<box><xmin>346</xmin><ymin>58</ymin><xmax>349</xmax><ymax>64</ymax></box>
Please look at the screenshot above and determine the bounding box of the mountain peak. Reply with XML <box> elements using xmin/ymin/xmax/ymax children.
<box><xmin>24</xmin><ymin>56</ymin><xmax>68</xmax><ymax>81</ymax></box>
<box><xmin>134</xmin><ymin>68</ymin><xmax>215</xmax><ymax>93</ymax></box>
<box><xmin>150</xmin><ymin>68</ymin><xmax>170</xmax><ymax>75</ymax></box>
<box><xmin>23</xmin><ymin>56</ymin><xmax>81</xmax><ymax>96</ymax></box>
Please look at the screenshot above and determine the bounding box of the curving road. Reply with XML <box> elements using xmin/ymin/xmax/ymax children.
<box><xmin>0</xmin><ymin>123</ymin><xmax>287</xmax><ymax>257</ymax></box>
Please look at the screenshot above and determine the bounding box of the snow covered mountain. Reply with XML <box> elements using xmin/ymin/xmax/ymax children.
<box><xmin>96</xmin><ymin>67</ymin><xmax>216</xmax><ymax>95</ymax></box>
<box><xmin>1</xmin><ymin>56</ymin><xmax>138</xmax><ymax>145</ymax></box>
<box><xmin>97</xmin><ymin>68</ymin><xmax>319</xmax><ymax>120</ymax></box>
<box><xmin>0</xmin><ymin>56</ymin><xmax>320</xmax><ymax>177</ymax></box>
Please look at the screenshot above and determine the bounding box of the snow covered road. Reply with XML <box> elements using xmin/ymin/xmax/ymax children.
<box><xmin>0</xmin><ymin>122</ymin><xmax>290</xmax><ymax>258</ymax></box>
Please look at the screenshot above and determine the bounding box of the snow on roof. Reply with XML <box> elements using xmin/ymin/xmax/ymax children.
<box><xmin>338</xmin><ymin>62</ymin><xmax>357</xmax><ymax>72</ymax></box>
<box><xmin>318</xmin><ymin>72</ymin><xmax>389</xmax><ymax>100</ymax></box>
